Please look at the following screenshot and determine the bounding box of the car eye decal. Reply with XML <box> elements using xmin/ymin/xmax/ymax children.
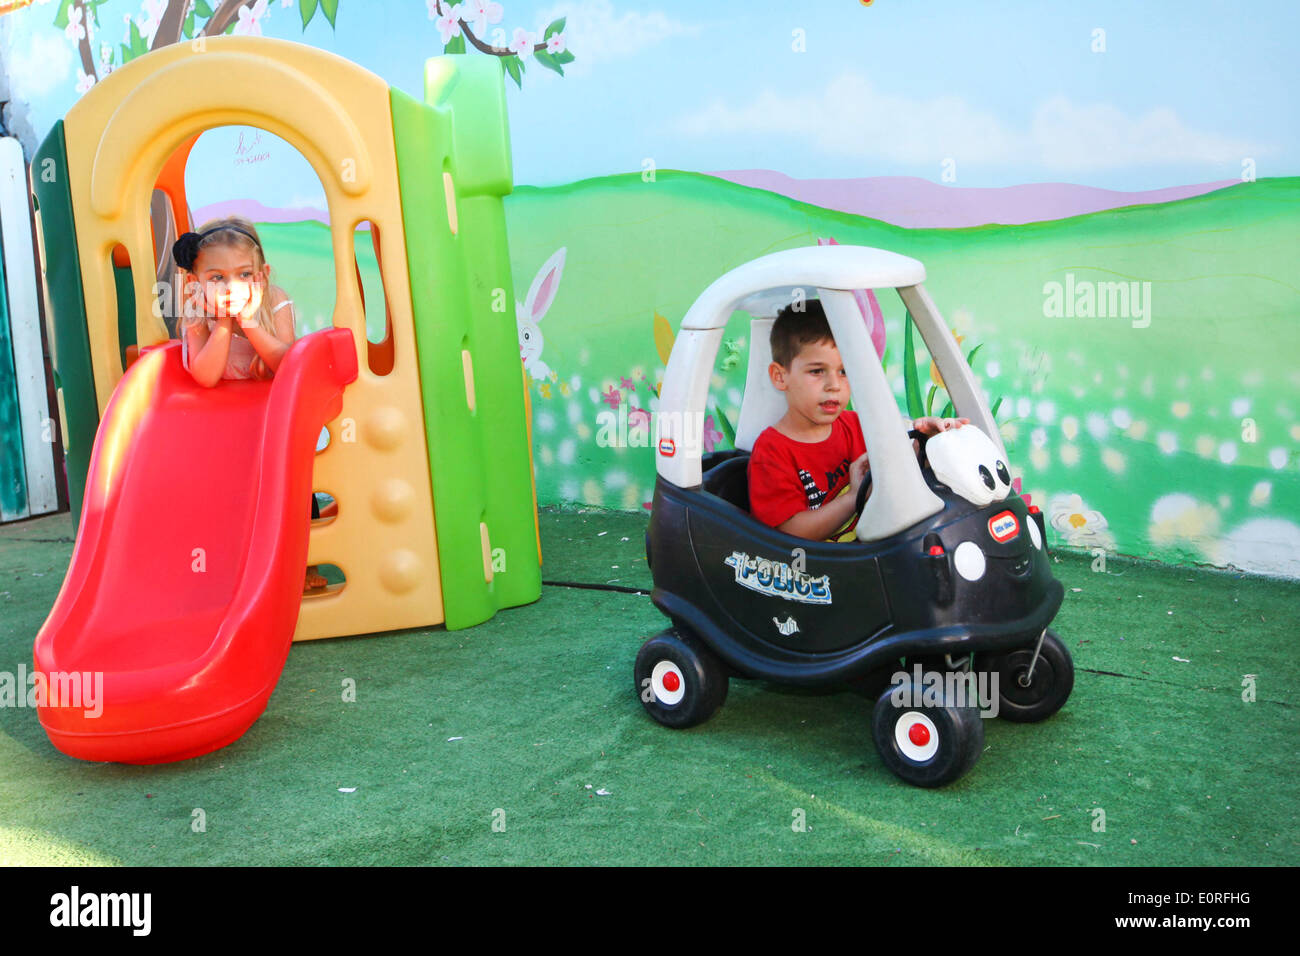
<box><xmin>995</xmin><ymin>460</ymin><xmax>1010</xmax><ymax>486</ymax></box>
<box><xmin>979</xmin><ymin>465</ymin><xmax>995</xmax><ymax>490</ymax></box>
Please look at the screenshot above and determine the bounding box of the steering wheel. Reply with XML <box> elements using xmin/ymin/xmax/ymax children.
<box><xmin>853</xmin><ymin>428</ymin><xmax>932</xmax><ymax>515</ymax></box>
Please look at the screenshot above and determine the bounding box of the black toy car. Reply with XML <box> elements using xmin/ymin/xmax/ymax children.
<box><xmin>635</xmin><ymin>245</ymin><xmax>1072</xmax><ymax>787</ymax></box>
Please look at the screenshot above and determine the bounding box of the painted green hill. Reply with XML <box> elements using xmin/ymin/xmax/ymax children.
<box><xmin>254</xmin><ymin>174</ymin><xmax>1300</xmax><ymax>575</ymax></box>
<box><xmin>503</xmin><ymin>172</ymin><xmax>1300</xmax><ymax>574</ymax></box>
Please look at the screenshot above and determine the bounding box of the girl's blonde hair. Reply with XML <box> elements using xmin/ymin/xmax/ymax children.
<box><xmin>177</xmin><ymin>215</ymin><xmax>282</xmax><ymax>336</ymax></box>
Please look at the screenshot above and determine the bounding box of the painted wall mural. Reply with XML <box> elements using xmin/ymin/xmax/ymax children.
<box><xmin>2</xmin><ymin>1</ymin><xmax>1296</xmax><ymax>576</ymax></box>
<box><xmin>502</xmin><ymin>171</ymin><xmax>1299</xmax><ymax>577</ymax></box>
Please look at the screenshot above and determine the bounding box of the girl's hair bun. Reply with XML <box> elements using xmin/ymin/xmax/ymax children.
<box><xmin>173</xmin><ymin>231</ymin><xmax>203</xmax><ymax>271</ymax></box>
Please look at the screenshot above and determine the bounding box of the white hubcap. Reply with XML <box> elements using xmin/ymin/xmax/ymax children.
<box><xmin>650</xmin><ymin>661</ymin><xmax>686</xmax><ymax>705</ymax></box>
<box><xmin>894</xmin><ymin>711</ymin><xmax>939</xmax><ymax>762</ymax></box>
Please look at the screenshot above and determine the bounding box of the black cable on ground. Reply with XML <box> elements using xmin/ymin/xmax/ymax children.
<box><xmin>542</xmin><ymin>579</ymin><xmax>650</xmax><ymax>596</ymax></box>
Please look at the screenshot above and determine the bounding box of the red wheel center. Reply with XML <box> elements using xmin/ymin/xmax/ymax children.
<box><xmin>908</xmin><ymin>722</ymin><xmax>930</xmax><ymax>746</ymax></box>
<box><xmin>662</xmin><ymin>671</ymin><xmax>681</xmax><ymax>693</ymax></box>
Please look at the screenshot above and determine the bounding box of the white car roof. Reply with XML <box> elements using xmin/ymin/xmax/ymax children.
<box><xmin>681</xmin><ymin>246</ymin><xmax>926</xmax><ymax>330</ymax></box>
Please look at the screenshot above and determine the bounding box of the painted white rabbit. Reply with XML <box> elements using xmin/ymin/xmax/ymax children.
<box><xmin>518</xmin><ymin>247</ymin><xmax>565</xmax><ymax>381</ymax></box>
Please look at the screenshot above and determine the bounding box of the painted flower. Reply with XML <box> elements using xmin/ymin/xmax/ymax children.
<box><xmin>538</xmin><ymin>382</ymin><xmax>552</xmax><ymax>399</ymax></box>
<box><xmin>462</xmin><ymin>0</ymin><xmax>503</xmax><ymax>36</ymax></box>
<box><xmin>140</xmin><ymin>0</ymin><xmax>167</xmax><ymax>45</ymax></box>
<box><xmin>1147</xmin><ymin>493</ymin><xmax>1220</xmax><ymax>550</ymax></box>
<box><xmin>66</xmin><ymin>5</ymin><xmax>85</xmax><ymax>41</ymax></box>
<box><xmin>619</xmin><ymin>376</ymin><xmax>635</xmax><ymax>391</ymax></box>
<box><xmin>75</xmin><ymin>68</ymin><xmax>95</xmax><ymax>94</ymax></box>
<box><xmin>233</xmin><ymin>0</ymin><xmax>269</xmax><ymax>36</ymax></box>
<box><xmin>508</xmin><ymin>27</ymin><xmax>534</xmax><ymax>57</ymax></box>
<box><xmin>820</xmin><ymin>237</ymin><xmax>885</xmax><ymax>359</ymax></box>
<box><xmin>547</xmin><ymin>31</ymin><xmax>566</xmax><ymax>55</ymax></box>
<box><xmin>1048</xmin><ymin>493</ymin><xmax>1115</xmax><ymax>550</ymax></box>
<box><xmin>930</xmin><ymin>330</ymin><xmax>964</xmax><ymax>389</ymax></box>
<box><xmin>1011</xmin><ymin>476</ymin><xmax>1032</xmax><ymax>509</ymax></box>
<box><xmin>431</xmin><ymin>2</ymin><xmax>462</xmax><ymax>43</ymax></box>
<box><xmin>602</xmin><ymin>385</ymin><xmax>621</xmax><ymax>410</ymax></box>
<box><xmin>703</xmin><ymin>415</ymin><xmax>724</xmax><ymax>453</ymax></box>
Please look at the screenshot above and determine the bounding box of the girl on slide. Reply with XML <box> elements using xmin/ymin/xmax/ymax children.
<box><xmin>173</xmin><ymin>215</ymin><xmax>330</xmax><ymax>592</ymax></box>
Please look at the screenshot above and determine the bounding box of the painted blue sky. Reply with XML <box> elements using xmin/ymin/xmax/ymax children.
<box><xmin>5</xmin><ymin>0</ymin><xmax>1298</xmax><ymax>210</ymax></box>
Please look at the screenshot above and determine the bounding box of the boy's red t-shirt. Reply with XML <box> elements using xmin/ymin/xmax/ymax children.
<box><xmin>747</xmin><ymin>410</ymin><xmax>867</xmax><ymax>539</ymax></box>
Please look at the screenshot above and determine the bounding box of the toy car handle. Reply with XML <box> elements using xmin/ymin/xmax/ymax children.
<box><xmin>854</xmin><ymin>429</ymin><xmax>930</xmax><ymax>515</ymax></box>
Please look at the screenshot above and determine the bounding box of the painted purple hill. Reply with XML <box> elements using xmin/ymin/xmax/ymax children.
<box><xmin>192</xmin><ymin>198</ymin><xmax>330</xmax><ymax>227</ymax></box>
<box><xmin>707</xmin><ymin>171</ymin><xmax>1238</xmax><ymax>228</ymax></box>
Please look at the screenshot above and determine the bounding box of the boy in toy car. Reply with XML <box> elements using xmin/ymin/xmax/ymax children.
<box><xmin>748</xmin><ymin>301</ymin><xmax>968</xmax><ymax>541</ymax></box>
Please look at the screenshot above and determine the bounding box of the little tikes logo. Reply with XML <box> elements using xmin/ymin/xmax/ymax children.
<box><xmin>989</xmin><ymin>510</ymin><xmax>1019</xmax><ymax>543</ymax></box>
<box><xmin>725</xmin><ymin>551</ymin><xmax>832</xmax><ymax>605</ymax></box>
<box><xmin>658</xmin><ymin>438</ymin><xmax>676</xmax><ymax>457</ymax></box>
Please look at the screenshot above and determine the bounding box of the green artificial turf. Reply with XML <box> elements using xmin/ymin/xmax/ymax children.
<box><xmin>1</xmin><ymin>508</ymin><xmax>1296</xmax><ymax>866</ymax></box>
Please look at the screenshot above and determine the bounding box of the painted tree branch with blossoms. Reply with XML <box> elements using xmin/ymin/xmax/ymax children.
<box><xmin>47</xmin><ymin>0</ymin><xmax>573</xmax><ymax>96</ymax></box>
<box><xmin>51</xmin><ymin>0</ymin><xmax>339</xmax><ymax>94</ymax></box>
<box><xmin>430</xmin><ymin>0</ymin><xmax>573</xmax><ymax>88</ymax></box>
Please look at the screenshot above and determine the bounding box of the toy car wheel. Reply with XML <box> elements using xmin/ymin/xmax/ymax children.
<box><xmin>984</xmin><ymin>629</ymin><xmax>1074</xmax><ymax>723</ymax></box>
<box><xmin>871</xmin><ymin>679</ymin><xmax>984</xmax><ymax>787</ymax></box>
<box><xmin>634</xmin><ymin>630</ymin><xmax>728</xmax><ymax>729</ymax></box>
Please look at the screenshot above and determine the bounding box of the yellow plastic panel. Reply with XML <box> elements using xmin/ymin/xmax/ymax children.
<box><xmin>61</xmin><ymin>37</ymin><xmax>443</xmax><ymax>641</ymax></box>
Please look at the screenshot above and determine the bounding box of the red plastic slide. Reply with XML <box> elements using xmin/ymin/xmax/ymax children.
<box><xmin>33</xmin><ymin>328</ymin><xmax>358</xmax><ymax>763</ymax></box>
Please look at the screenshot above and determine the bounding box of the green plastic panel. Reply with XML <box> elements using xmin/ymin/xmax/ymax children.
<box><xmin>391</xmin><ymin>57</ymin><xmax>541</xmax><ymax>630</ymax></box>
<box><xmin>0</xmin><ymin>238</ymin><xmax>29</xmax><ymax>520</ymax></box>
<box><xmin>30</xmin><ymin>121</ymin><xmax>97</xmax><ymax>531</ymax></box>
<box><xmin>113</xmin><ymin>262</ymin><xmax>136</xmax><ymax>368</ymax></box>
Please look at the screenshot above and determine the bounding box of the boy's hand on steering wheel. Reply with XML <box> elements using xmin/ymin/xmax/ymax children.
<box><xmin>848</xmin><ymin>451</ymin><xmax>871</xmax><ymax>497</ymax></box>
<box><xmin>912</xmin><ymin>415</ymin><xmax>971</xmax><ymax>436</ymax></box>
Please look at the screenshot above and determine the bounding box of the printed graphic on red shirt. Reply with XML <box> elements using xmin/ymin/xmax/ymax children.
<box><xmin>748</xmin><ymin>411</ymin><xmax>867</xmax><ymax>538</ymax></box>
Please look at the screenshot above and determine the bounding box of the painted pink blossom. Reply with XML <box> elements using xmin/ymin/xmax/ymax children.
<box><xmin>233</xmin><ymin>0</ymin><xmax>269</xmax><ymax>36</ymax></box>
<box><xmin>431</xmin><ymin>2</ymin><xmax>462</xmax><ymax>42</ymax></box>
<box><xmin>140</xmin><ymin>0</ymin><xmax>167</xmax><ymax>45</ymax></box>
<box><xmin>75</xmin><ymin>69</ymin><xmax>95</xmax><ymax>95</ymax></box>
<box><xmin>462</xmin><ymin>0</ymin><xmax>503</xmax><ymax>36</ymax></box>
<box><xmin>508</xmin><ymin>27</ymin><xmax>534</xmax><ymax>57</ymax></box>
<box><xmin>66</xmin><ymin>6</ymin><xmax>86</xmax><ymax>41</ymax></box>
<box><xmin>602</xmin><ymin>386</ymin><xmax>621</xmax><ymax>410</ymax></box>
<box><xmin>703</xmin><ymin>415</ymin><xmax>724</xmax><ymax>453</ymax></box>
<box><xmin>547</xmin><ymin>32</ymin><xmax>566</xmax><ymax>55</ymax></box>
<box><xmin>619</xmin><ymin>377</ymin><xmax>636</xmax><ymax>391</ymax></box>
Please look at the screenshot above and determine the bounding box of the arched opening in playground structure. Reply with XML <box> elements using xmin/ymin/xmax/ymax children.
<box><xmin>103</xmin><ymin>124</ymin><xmax>386</xmax><ymax>596</ymax></box>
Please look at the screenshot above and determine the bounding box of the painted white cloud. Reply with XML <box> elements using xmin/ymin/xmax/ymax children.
<box><xmin>535</xmin><ymin>0</ymin><xmax>699</xmax><ymax>75</ymax></box>
<box><xmin>676</xmin><ymin>72</ymin><xmax>1262</xmax><ymax>171</ymax></box>
<box><xmin>1030</xmin><ymin>95</ymin><xmax>1258</xmax><ymax>171</ymax></box>
<box><xmin>6</xmin><ymin>28</ymin><xmax>76</xmax><ymax>100</ymax></box>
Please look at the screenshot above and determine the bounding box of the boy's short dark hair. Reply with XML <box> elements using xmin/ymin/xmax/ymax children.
<box><xmin>770</xmin><ymin>299</ymin><xmax>833</xmax><ymax>368</ymax></box>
